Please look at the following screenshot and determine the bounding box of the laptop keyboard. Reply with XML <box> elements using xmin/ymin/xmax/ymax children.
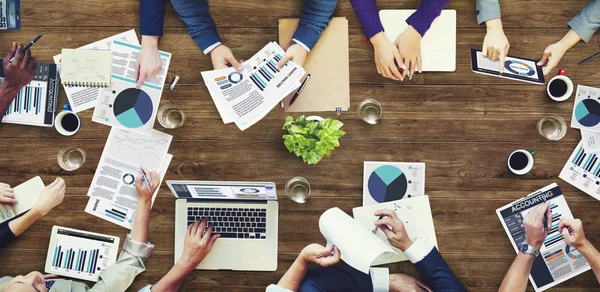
<box><xmin>187</xmin><ymin>207</ymin><xmax>267</xmax><ymax>239</ymax></box>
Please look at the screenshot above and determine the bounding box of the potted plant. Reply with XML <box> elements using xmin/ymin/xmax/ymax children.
<box><xmin>282</xmin><ymin>115</ymin><xmax>346</xmax><ymax>164</ymax></box>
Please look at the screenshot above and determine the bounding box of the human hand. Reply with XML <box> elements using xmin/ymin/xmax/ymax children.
<box><xmin>210</xmin><ymin>44</ymin><xmax>243</xmax><ymax>71</ymax></box>
<box><xmin>395</xmin><ymin>26</ymin><xmax>422</xmax><ymax>79</ymax></box>
<box><xmin>524</xmin><ymin>201</ymin><xmax>551</xmax><ymax>250</ymax></box>
<box><xmin>482</xmin><ymin>19</ymin><xmax>510</xmax><ymax>73</ymax></box>
<box><xmin>3</xmin><ymin>42</ymin><xmax>36</xmax><ymax>91</ymax></box>
<box><xmin>31</xmin><ymin>178</ymin><xmax>65</xmax><ymax>217</ymax></box>
<box><xmin>276</xmin><ymin>43</ymin><xmax>308</xmax><ymax>69</ymax></box>
<box><xmin>178</xmin><ymin>218</ymin><xmax>220</xmax><ymax>270</ymax></box>
<box><xmin>300</xmin><ymin>244</ymin><xmax>341</xmax><ymax>267</ymax></box>
<box><xmin>559</xmin><ymin>218</ymin><xmax>588</xmax><ymax>249</ymax></box>
<box><xmin>0</xmin><ymin>183</ymin><xmax>17</xmax><ymax>205</ymax></box>
<box><xmin>134</xmin><ymin>168</ymin><xmax>160</xmax><ymax>203</ymax></box>
<box><xmin>136</xmin><ymin>36</ymin><xmax>162</xmax><ymax>89</ymax></box>
<box><xmin>370</xmin><ymin>32</ymin><xmax>404</xmax><ymax>81</ymax></box>
<box><xmin>374</xmin><ymin>209</ymin><xmax>412</xmax><ymax>251</ymax></box>
<box><xmin>538</xmin><ymin>42</ymin><xmax>568</xmax><ymax>75</ymax></box>
<box><xmin>389</xmin><ymin>273</ymin><xmax>432</xmax><ymax>292</ymax></box>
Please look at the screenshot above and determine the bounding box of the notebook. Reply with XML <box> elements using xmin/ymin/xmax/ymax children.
<box><xmin>278</xmin><ymin>17</ymin><xmax>350</xmax><ymax>112</ymax></box>
<box><xmin>0</xmin><ymin>176</ymin><xmax>45</xmax><ymax>223</ymax></box>
<box><xmin>60</xmin><ymin>49</ymin><xmax>112</xmax><ymax>87</ymax></box>
<box><xmin>379</xmin><ymin>10</ymin><xmax>456</xmax><ymax>72</ymax></box>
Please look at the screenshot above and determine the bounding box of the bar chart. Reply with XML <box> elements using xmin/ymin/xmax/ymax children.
<box><xmin>559</xmin><ymin>141</ymin><xmax>600</xmax><ymax>200</ymax></box>
<box><xmin>2</xmin><ymin>81</ymin><xmax>48</xmax><ymax>125</ymax></box>
<box><xmin>50</xmin><ymin>228</ymin><xmax>116</xmax><ymax>278</ymax></box>
<box><xmin>249</xmin><ymin>53</ymin><xmax>283</xmax><ymax>91</ymax></box>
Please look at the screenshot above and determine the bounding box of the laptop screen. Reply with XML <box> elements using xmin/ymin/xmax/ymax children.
<box><xmin>168</xmin><ymin>181</ymin><xmax>277</xmax><ymax>201</ymax></box>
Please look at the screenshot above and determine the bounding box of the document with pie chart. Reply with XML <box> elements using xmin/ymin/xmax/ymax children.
<box><xmin>363</xmin><ymin>161</ymin><xmax>425</xmax><ymax>206</ymax></box>
<box><xmin>571</xmin><ymin>85</ymin><xmax>600</xmax><ymax>132</ymax></box>
<box><xmin>92</xmin><ymin>40</ymin><xmax>171</xmax><ymax>134</ymax></box>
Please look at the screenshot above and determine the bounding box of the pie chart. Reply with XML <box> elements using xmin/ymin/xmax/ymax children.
<box><xmin>368</xmin><ymin>165</ymin><xmax>408</xmax><ymax>203</ymax></box>
<box><xmin>575</xmin><ymin>99</ymin><xmax>600</xmax><ymax>127</ymax></box>
<box><xmin>113</xmin><ymin>88</ymin><xmax>153</xmax><ymax>128</ymax></box>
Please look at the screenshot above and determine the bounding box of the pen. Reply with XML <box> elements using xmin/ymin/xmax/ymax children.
<box><xmin>372</xmin><ymin>215</ymin><xmax>384</xmax><ymax>234</ymax></box>
<box><xmin>579</xmin><ymin>51</ymin><xmax>600</xmax><ymax>65</ymax></box>
<box><xmin>10</xmin><ymin>32</ymin><xmax>44</xmax><ymax>63</ymax></box>
<box><xmin>140</xmin><ymin>169</ymin><xmax>152</xmax><ymax>190</ymax></box>
<box><xmin>289</xmin><ymin>74</ymin><xmax>311</xmax><ymax>106</ymax></box>
<box><xmin>543</xmin><ymin>208</ymin><xmax>550</xmax><ymax>234</ymax></box>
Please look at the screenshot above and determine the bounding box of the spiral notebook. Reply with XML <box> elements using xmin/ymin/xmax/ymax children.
<box><xmin>60</xmin><ymin>49</ymin><xmax>112</xmax><ymax>87</ymax></box>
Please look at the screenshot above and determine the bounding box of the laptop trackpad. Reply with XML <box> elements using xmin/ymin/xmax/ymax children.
<box><xmin>199</xmin><ymin>240</ymin><xmax>245</xmax><ymax>270</ymax></box>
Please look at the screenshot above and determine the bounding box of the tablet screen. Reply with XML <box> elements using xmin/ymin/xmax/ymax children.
<box><xmin>46</xmin><ymin>227</ymin><xmax>119</xmax><ymax>282</ymax></box>
<box><xmin>475</xmin><ymin>51</ymin><xmax>540</xmax><ymax>80</ymax></box>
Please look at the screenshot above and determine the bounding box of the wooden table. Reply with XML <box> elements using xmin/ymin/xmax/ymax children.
<box><xmin>1</xmin><ymin>0</ymin><xmax>600</xmax><ymax>291</ymax></box>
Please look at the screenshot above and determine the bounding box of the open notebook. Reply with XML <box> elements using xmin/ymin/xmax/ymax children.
<box><xmin>0</xmin><ymin>176</ymin><xmax>45</xmax><ymax>223</ymax></box>
<box><xmin>380</xmin><ymin>10</ymin><xmax>456</xmax><ymax>72</ymax></box>
<box><xmin>60</xmin><ymin>49</ymin><xmax>112</xmax><ymax>87</ymax></box>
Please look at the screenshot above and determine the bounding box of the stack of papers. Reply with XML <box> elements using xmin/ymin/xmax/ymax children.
<box><xmin>561</xmin><ymin>85</ymin><xmax>600</xmax><ymax>199</ymax></box>
<box><xmin>202</xmin><ymin>42</ymin><xmax>305</xmax><ymax>130</ymax></box>
<box><xmin>85</xmin><ymin>128</ymin><xmax>172</xmax><ymax>229</ymax></box>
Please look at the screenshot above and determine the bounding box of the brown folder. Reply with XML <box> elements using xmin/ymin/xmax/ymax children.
<box><xmin>278</xmin><ymin>17</ymin><xmax>350</xmax><ymax>113</ymax></box>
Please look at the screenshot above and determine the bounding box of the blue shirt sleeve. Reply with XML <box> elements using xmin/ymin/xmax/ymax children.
<box><xmin>170</xmin><ymin>0</ymin><xmax>222</xmax><ymax>53</ymax></box>
<box><xmin>140</xmin><ymin>0</ymin><xmax>167</xmax><ymax>36</ymax></box>
<box><xmin>292</xmin><ymin>0</ymin><xmax>338</xmax><ymax>50</ymax></box>
<box><xmin>568</xmin><ymin>0</ymin><xmax>600</xmax><ymax>43</ymax></box>
<box><xmin>413</xmin><ymin>247</ymin><xmax>467</xmax><ymax>292</ymax></box>
<box><xmin>0</xmin><ymin>220</ymin><xmax>16</xmax><ymax>248</ymax></box>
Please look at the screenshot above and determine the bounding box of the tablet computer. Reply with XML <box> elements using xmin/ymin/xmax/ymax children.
<box><xmin>471</xmin><ymin>48</ymin><xmax>545</xmax><ymax>85</ymax></box>
<box><xmin>45</xmin><ymin>226</ymin><xmax>120</xmax><ymax>282</ymax></box>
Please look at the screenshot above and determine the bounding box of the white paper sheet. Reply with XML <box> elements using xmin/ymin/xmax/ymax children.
<box><xmin>0</xmin><ymin>176</ymin><xmax>45</xmax><ymax>223</ymax></box>
<box><xmin>581</xmin><ymin>130</ymin><xmax>600</xmax><ymax>153</ymax></box>
<box><xmin>363</xmin><ymin>162</ymin><xmax>426</xmax><ymax>206</ymax></box>
<box><xmin>319</xmin><ymin>207</ymin><xmax>397</xmax><ymax>273</ymax></box>
<box><xmin>92</xmin><ymin>40</ymin><xmax>171</xmax><ymax>134</ymax></box>
<box><xmin>53</xmin><ymin>29</ymin><xmax>139</xmax><ymax>113</ymax></box>
<box><xmin>353</xmin><ymin>196</ymin><xmax>437</xmax><ymax>264</ymax></box>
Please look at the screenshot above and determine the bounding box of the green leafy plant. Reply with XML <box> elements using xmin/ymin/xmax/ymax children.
<box><xmin>282</xmin><ymin>116</ymin><xmax>346</xmax><ymax>164</ymax></box>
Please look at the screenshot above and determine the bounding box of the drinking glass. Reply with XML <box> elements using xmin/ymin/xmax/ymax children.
<box><xmin>57</xmin><ymin>147</ymin><xmax>86</xmax><ymax>171</ymax></box>
<box><xmin>357</xmin><ymin>98</ymin><xmax>382</xmax><ymax>124</ymax></box>
<box><xmin>537</xmin><ymin>116</ymin><xmax>567</xmax><ymax>140</ymax></box>
<box><xmin>158</xmin><ymin>104</ymin><xmax>185</xmax><ymax>129</ymax></box>
<box><xmin>285</xmin><ymin>177</ymin><xmax>311</xmax><ymax>203</ymax></box>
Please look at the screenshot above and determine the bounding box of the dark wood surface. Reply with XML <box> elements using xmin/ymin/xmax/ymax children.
<box><xmin>1</xmin><ymin>0</ymin><xmax>600</xmax><ymax>291</ymax></box>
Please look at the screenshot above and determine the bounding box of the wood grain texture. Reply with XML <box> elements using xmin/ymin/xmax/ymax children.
<box><xmin>1</xmin><ymin>0</ymin><xmax>600</xmax><ymax>291</ymax></box>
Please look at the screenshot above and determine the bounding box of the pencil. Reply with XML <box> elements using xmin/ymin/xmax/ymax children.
<box><xmin>579</xmin><ymin>51</ymin><xmax>600</xmax><ymax>65</ymax></box>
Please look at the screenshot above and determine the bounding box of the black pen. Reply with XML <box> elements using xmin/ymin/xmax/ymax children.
<box><xmin>579</xmin><ymin>51</ymin><xmax>600</xmax><ymax>65</ymax></box>
<box><xmin>372</xmin><ymin>215</ymin><xmax>384</xmax><ymax>234</ymax></box>
<box><xmin>289</xmin><ymin>74</ymin><xmax>311</xmax><ymax>106</ymax></box>
<box><xmin>10</xmin><ymin>32</ymin><xmax>44</xmax><ymax>62</ymax></box>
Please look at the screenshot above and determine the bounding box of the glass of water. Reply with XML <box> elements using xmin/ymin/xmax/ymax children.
<box><xmin>357</xmin><ymin>98</ymin><xmax>382</xmax><ymax>124</ymax></box>
<box><xmin>285</xmin><ymin>177</ymin><xmax>311</xmax><ymax>203</ymax></box>
<box><xmin>57</xmin><ymin>147</ymin><xmax>86</xmax><ymax>171</ymax></box>
<box><xmin>537</xmin><ymin>116</ymin><xmax>567</xmax><ymax>140</ymax></box>
<box><xmin>158</xmin><ymin>104</ymin><xmax>185</xmax><ymax>129</ymax></box>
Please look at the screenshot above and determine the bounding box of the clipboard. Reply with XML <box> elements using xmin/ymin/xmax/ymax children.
<box><xmin>278</xmin><ymin>17</ymin><xmax>350</xmax><ymax>112</ymax></box>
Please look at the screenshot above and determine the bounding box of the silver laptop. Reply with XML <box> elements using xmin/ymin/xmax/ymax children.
<box><xmin>167</xmin><ymin>180</ymin><xmax>278</xmax><ymax>271</ymax></box>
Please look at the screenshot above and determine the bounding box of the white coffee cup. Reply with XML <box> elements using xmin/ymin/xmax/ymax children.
<box><xmin>55</xmin><ymin>111</ymin><xmax>81</xmax><ymax>136</ymax></box>
<box><xmin>547</xmin><ymin>74</ymin><xmax>573</xmax><ymax>102</ymax></box>
<box><xmin>508</xmin><ymin>149</ymin><xmax>536</xmax><ymax>175</ymax></box>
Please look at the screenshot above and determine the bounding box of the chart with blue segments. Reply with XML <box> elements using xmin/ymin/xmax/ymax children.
<box><xmin>363</xmin><ymin>162</ymin><xmax>425</xmax><ymax>206</ymax></box>
<box><xmin>504</xmin><ymin>60</ymin><xmax>536</xmax><ymax>77</ymax></box>
<box><xmin>571</xmin><ymin>85</ymin><xmax>600</xmax><ymax>132</ymax></box>
<box><xmin>112</xmin><ymin>88</ymin><xmax>153</xmax><ymax>129</ymax></box>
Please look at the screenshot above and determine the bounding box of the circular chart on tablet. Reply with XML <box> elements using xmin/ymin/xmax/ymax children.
<box><xmin>504</xmin><ymin>60</ymin><xmax>536</xmax><ymax>77</ymax></box>
<box><xmin>575</xmin><ymin>99</ymin><xmax>600</xmax><ymax>127</ymax></box>
<box><xmin>367</xmin><ymin>165</ymin><xmax>408</xmax><ymax>203</ymax></box>
<box><xmin>112</xmin><ymin>88</ymin><xmax>153</xmax><ymax>128</ymax></box>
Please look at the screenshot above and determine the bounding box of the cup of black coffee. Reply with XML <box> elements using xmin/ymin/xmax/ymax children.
<box><xmin>508</xmin><ymin>149</ymin><xmax>536</xmax><ymax>175</ymax></box>
<box><xmin>547</xmin><ymin>73</ymin><xmax>573</xmax><ymax>102</ymax></box>
<box><xmin>55</xmin><ymin>111</ymin><xmax>81</xmax><ymax>136</ymax></box>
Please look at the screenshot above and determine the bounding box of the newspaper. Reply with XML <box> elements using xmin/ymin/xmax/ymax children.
<box><xmin>85</xmin><ymin>128</ymin><xmax>172</xmax><ymax>229</ymax></box>
<box><xmin>53</xmin><ymin>29</ymin><xmax>140</xmax><ymax>113</ymax></box>
<box><xmin>202</xmin><ymin>42</ymin><xmax>304</xmax><ymax>130</ymax></box>
<box><xmin>496</xmin><ymin>183</ymin><xmax>590</xmax><ymax>291</ymax></box>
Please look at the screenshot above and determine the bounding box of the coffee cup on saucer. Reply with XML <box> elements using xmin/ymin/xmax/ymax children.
<box><xmin>508</xmin><ymin>149</ymin><xmax>536</xmax><ymax>175</ymax></box>
<box><xmin>547</xmin><ymin>68</ymin><xmax>573</xmax><ymax>102</ymax></box>
<box><xmin>55</xmin><ymin>105</ymin><xmax>81</xmax><ymax>136</ymax></box>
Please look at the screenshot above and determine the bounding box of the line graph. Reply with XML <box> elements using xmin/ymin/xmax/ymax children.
<box><xmin>104</xmin><ymin>128</ymin><xmax>172</xmax><ymax>169</ymax></box>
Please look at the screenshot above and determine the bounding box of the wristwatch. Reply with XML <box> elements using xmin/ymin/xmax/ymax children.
<box><xmin>521</xmin><ymin>243</ymin><xmax>540</xmax><ymax>257</ymax></box>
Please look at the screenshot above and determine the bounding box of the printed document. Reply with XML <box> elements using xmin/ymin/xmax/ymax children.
<box><xmin>53</xmin><ymin>29</ymin><xmax>139</xmax><ymax>113</ymax></box>
<box><xmin>202</xmin><ymin>42</ymin><xmax>304</xmax><ymax>130</ymax></box>
<box><xmin>319</xmin><ymin>207</ymin><xmax>397</xmax><ymax>273</ymax></box>
<box><xmin>85</xmin><ymin>128</ymin><xmax>172</xmax><ymax>229</ymax></box>
<box><xmin>353</xmin><ymin>196</ymin><xmax>437</xmax><ymax>264</ymax></box>
<box><xmin>496</xmin><ymin>183</ymin><xmax>590</xmax><ymax>292</ymax></box>
<box><xmin>0</xmin><ymin>176</ymin><xmax>44</xmax><ymax>223</ymax></box>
